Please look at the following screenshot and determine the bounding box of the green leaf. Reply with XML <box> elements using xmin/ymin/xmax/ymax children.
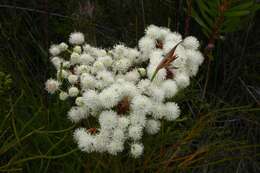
<box><xmin>252</xmin><ymin>4</ymin><xmax>260</xmax><ymax>12</ymax></box>
<box><xmin>221</xmin><ymin>18</ymin><xmax>241</xmax><ymax>32</ymax></box>
<box><xmin>191</xmin><ymin>8</ymin><xmax>211</xmax><ymax>33</ymax></box>
<box><xmin>202</xmin><ymin>28</ymin><xmax>210</xmax><ymax>37</ymax></box>
<box><xmin>204</xmin><ymin>0</ymin><xmax>220</xmax><ymax>15</ymax></box>
<box><xmin>229</xmin><ymin>1</ymin><xmax>254</xmax><ymax>11</ymax></box>
<box><xmin>197</xmin><ymin>0</ymin><xmax>214</xmax><ymax>27</ymax></box>
<box><xmin>224</xmin><ymin>10</ymin><xmax>250</xmax><ymax>17</ymax></box>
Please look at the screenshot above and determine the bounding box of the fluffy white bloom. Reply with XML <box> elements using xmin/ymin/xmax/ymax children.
<box><xmin>151</xmin><ymin>103</ymin><xmax>166</xmax><ymax>119</ymax></box>
<box><xmin>73</xmin><ymin>128</ymin><xmax>95</xmax><ymax>152</ymax></box>
<box><xmin>113</xmin><ymin>58</ymin><xmax>132</xmax><ymax>73</ymax></box>
<box><xmin>119</xmin><ymin>82</ymin><xmax>139</xmax><ymax>99</ymax></box>
<box><xmin>110</xmin><ymin>44</ymin><xmax>127</xmax><ymax>59</ymax></box>
<box><xmin>112</xmin><ymin>129</ymin><xmax>125</xmax><ymax>142</ymax></box>
<box><xmin>56</xmin><ymin>69</ymin><xmax>69</xmax><ymax>79</ymax></box>
<box><xmin>70</xmin><ymin>52</ymin><xmax>80</xmax><ymax>65</ymax></box>
<box><xmin>107</xmin><ymin>141</ymin><xmax>124</xmax><ymax>155</ymax></box>
<box><xmin>118</xmin><ymin>117</ymin><xmax>130</xmax><ymax>129</ymax></box>
<box><xmin>69</xmin><ymin>32</ymin><xmax>85</xmax><ymax>45</ymax></box>
<box><xmin>130</xmin><ymin>112</ymin><xmax>146</xmax><ymax>127</ymax></box>
<box><xmin>165</xmin><ymin>32</ymin><xmax>182</xmax><ymax>43</ymax></box>
<box><xmin>45</xmin><ymin>79</ymin><xmax>60</xmax><ymax>94</ymax></box>
<box><xmin>186</xmin><ymin>63</ymin><xmax>199</xmax><ymax>77</ymax></box>
<box><xmin>138</xmin><ymin>37</ymin><xmax>155</xmax><ymax>60</ymax></box>
<box><xmin>128</xmin><ymin>125</ymin><xmax>143</xmax><ymax>141</ymax></box>
<box><xmin>50</xmin><ymin>56</ymin><xmax>62</xmax><ymax>69</ymax></box>
<box><xmin>174</xmin><ymin>73</ymin><xmax>190</xmax><ymax>89</ymax></box>
<box><xmin>124</xmin><ymin>69</ymin><xmax>140</xmax><ymax>83</ymax></box>
<box><xmin>93</xmin><ymin>48</ymin><xmax>107</xmax><ymax>57</ymax></box>
<box><xmin>68</xmin><ymin>74</ymin><xmax>78</xmax><ymax>84</ymax></box>
<box><xmin>186</xmin><ymin>50</ymin><xmax>204</xmax><ymax>66</ymax></box>
<box><xmin>68</xmin><ymin>87</ymin><xmax>79</xmax><ymax>97</ymax></box>
<box><xmin>73</xmin><ymin>46</ymin><xmax>82</xmax><ymax>54</ymax></box>
<box><xmin>74</xmin><ymin>65</ymin><xmax>91</xmax><ymax>75</ymax></box>
<box><xmin>96</xmin><ymin>71</ymin><xmax>114</xmax><ymax>89</ymax></box>
<box><xmin>131</xmin><ymin>95</ymin><xmax>152</xmax><ymax>114</ymax></box>
<box><xmin>97</xmin><ymin>56</ymin><xmax>113</xmax><ymax>67</ymax></box>
<box><xmin>183</xmin><ymin>36</ymin><xmax>199</xmax><ymax>50</ymax></box>
<box><xmin>145</xmin><ymin>25</ymin><xmax>162</xmax><ymax>39</ymax></box>
<box><xmin>63</xmin><ymin>61</ymin><xmax>70</xmax><ymax>68</ymax></box>
<box><xmin>127</xmin><ymin>48</ymin><xmax>140</xmax><ymax>63</ymax></box>
<box><xmin>92</xmin><ymin>61</ymin><xmax>106</xmax><ymax>74</ymax></box>
<box><xmin>49</xmin><ymin>44</ymin><xmax>61</xmax><ymax>56</ymax></box>
<box><xmin>94</xmin><ymin>131</ymin><xmax>110</xmax><ymax>152</ymax></box>
<box><xmin>147</xmin><ymin>85</ymin><xmax>165</xmax><ymax>102</ymax></box>
<box><xmin>79</xmin><ymin>53</ymin><xmax>95</xmax><ymax>65</ymax></box>
<box><xmin>59</xmin><ymin>91</ymin><xmax>68</xmax><ymax>100</ymax></box>
<box><xmin>82</xmin><ymin>90</ymin><xmax>100</xmax><ymax>110</ymax></box>
<box><xmin>137</xmin><ymin>79</ymin><xmax>151</xmax><ymax>94</ymax></box>
<box><xmin>99</xmin><ymin>110</ymin><xmax>118</xmax><ymax>130</ymax></box>
<box><xmin>80</xmin><ymin>73</ymin><xmax>96</xmax><ymax>89</ymax></box>
<box><xmin>161</xmin><ymin>80</ymin><xmax>178</xmax><ymax>98</ymax></box>
<box><xmin>145</xmin><ymin>119</ymin><xmax>161</xmax><ymax>135</ymax></box>
<box><xmin>68</xmin><ymin>106</ymin><xmax>88</xmax><ymax>123</ymax></box>
<box><xmin>130</xmin><ymin>143</ymin><xmax>144</xmax><ymax>158</ymax></box>
<box><xmin>59</xmin><ymin>42</ymin><xmax>68</xmax><ymax>51</ymax></box>
<box><xmin>164</xmin><ymin>102</ymin><xmax>180</xmax><ymax>121</ymax></box>
<box><xmin>99</xmin><ymin>86</ymin><xmax>121</xmax><ymax>108</ymax></box>
<box><xmin>75</xmin><ymin>97</ymin><xmax>85</xmax><ymax>106</ymax></box>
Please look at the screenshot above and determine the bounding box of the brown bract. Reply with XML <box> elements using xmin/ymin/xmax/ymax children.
<box><xmin>116</xmin><ymin>96</ymin><xmax>130</xmax><ymax>115</ymax></box>
<box><xmin>151</xmin><ymin>41</ymin><xmax>183</xmax><ymax>81</ymax></box>
<box><xmin>87</xmin><ymin>127</ymin><xmax>97</xmax><ymax>134</ymax></box>
<box><xmin>156</xmin><ymin>40</ymin><xmax>163</xmax><ymax>49</ymax></box>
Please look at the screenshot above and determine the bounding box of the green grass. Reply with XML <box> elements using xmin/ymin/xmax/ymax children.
<box><xmin>0</xmin><ymin>0</ymin><xmax>260</xmax><ymax>172</ymax></box>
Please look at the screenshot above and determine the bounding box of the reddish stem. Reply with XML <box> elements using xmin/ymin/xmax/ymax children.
<box><xmin>184</xmin><ymin>0</ymin><xmax>193</xmax><ymax>36</ymax></box>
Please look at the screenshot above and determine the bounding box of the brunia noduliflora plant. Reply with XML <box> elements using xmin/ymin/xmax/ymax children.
<box><xmin>45</xmin><ymin>25</ymin><xmax>204</xmax><ymax>158</ymax></box>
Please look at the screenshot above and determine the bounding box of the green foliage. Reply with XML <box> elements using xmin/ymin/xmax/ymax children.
<box><xmin>0</xmin><ymin>71</ymin><xmax>12</xmax><ymax>95</ymax></box>
<box><xmin>191</xmin><ymin>0</ymin><xmax>260</xmax><ymax>37</ymax></box>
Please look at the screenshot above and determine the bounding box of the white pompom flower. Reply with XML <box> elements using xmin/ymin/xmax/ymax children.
<box><xmin>68</xmin><ymin>87</ymin><xmax>79</xmax><ymax>97</ymax></box>
<box><xmin>68</xmin><ymin>74</ymin><xmax>78</xmax><ymax>84</ymax></box>
<box><xmin>49</xmin><ymin>44</ymin><xmax>61</xmax><ymax>56</ymax></box>
<box><xmin>131</xmin><ymin>95</ymin><xmax>152</xmax><ymax>114</ymax></box>
<box><xmin>59</xmin><ymin>42</ymin><xmax>68</xmax><ymax>51</ymax></box>
<box><xmin>99</xmin><ymin>110</ymin><xmax>118</xmax><ymax>130</ymax></box>
<box><xmin>130</xmin><ymin>143</ymin><xmax>144</xmax><ymax>158</ymax></box>
<box><xmin>107</xmin><ymin>141</ymin><xmax>124</xmax><ymax>155</ymax></box>
<box><xmin>128</xmin><ymin>125</ymin><xmax>143</xmax><ymax>141</ymax></box>
<box><xmin>161</xmin><ymin>80</ymin><xmax>178</xmax><ymax>98</ymax></box>
<box><xmin>79</xmin><ymin>54</ymin><xmax>95</xmax><ymax>65</ymax></box>
<box><xmin>73</xmin><ymin>128</ymin><xmax>96</xmax><ymax>153</ymax></box>
<box><xmin>59</xmin><ymin>91</ymin><xmax>68</xmax><ymax>100</ymax></box>
<box><xmin>70</xmin><ymin>52</ymin><xmax>80</xmax><ymax>65</ymax></box>
<box><xmin>174</xmin><ymin>73</ymin><xmax>190</xmax><ymax>89</ymax></box>
<box><xmin>118</xmin><ymin>117</ymin><xmax>130</xmax><ymax>130</ymax></box>
<box><xmin>45</xmin><ymin>79</ymin><xmax>60</xmax><ymax>94</ymax></box>
<box><xmin>183</xmin><ymin>36</ymin><xmax>200</xmax><ymax>50</ymax></box>
<box><xmin>145</xmin><ymin>119</ymin><xmax>161</xmax><ymax>135</ymax></box>
<box><xmin>164</xmin><ymin>102</ymin><xmax>180</xmax><ymax>121</ymax></box>
<box><xmin>69</xmin><ymin>32</ymin><xmax>85</xmax><ymax>45</ymax></box>
<box><xmin>50</xmin><ymin>56</ymin><xmax>62</xmax><ymax>69</ymax></box>
<box><xmin>73</xmin><ymin>46</ymin><xmax>82</xmax><ymax>54</ymax></box>
<box><xmin>68</xmin><ymin>106</ymin><xmax>88</xmax><ymax>123</ymax></box>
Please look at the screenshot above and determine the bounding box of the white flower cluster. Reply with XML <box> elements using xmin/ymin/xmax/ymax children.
<box><xmin>45</xmin><ymin>25</ymin><xmax>204</xmax><ymax>158</ymax></box>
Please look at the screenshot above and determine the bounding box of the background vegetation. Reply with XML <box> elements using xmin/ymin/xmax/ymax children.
<box><xmin>0</xmin><ymin>0</ymin><xmax>260</xmax><ymax>172</ymax></box>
